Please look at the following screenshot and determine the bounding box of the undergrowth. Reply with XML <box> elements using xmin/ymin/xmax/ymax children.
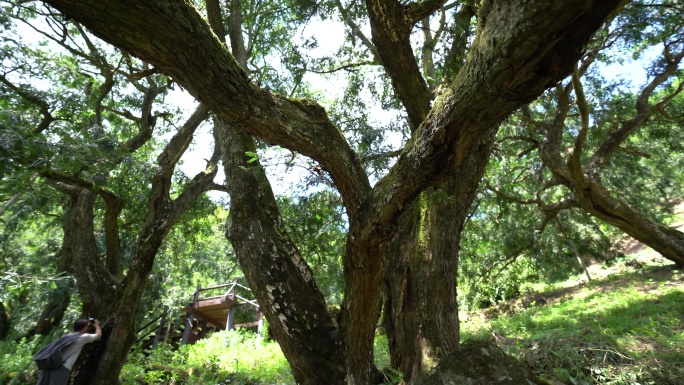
<box><xmin>0</xmin><ymin>335</ymin><xmax>44</xmax><ymax>384</ymax></box>
<box><xmin>121</xmin><ymin>329</ymin><xmax>294</xmax><ymax>385</ymax></box>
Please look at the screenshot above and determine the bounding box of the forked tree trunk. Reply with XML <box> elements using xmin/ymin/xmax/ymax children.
<box><xmin>49</xmin><ymin>106</ymin><xmax>217</xmax><ymax>384</ymax></box>
<box><xmin>46</xmin><ymin>187</ymin><xmax>119</xmax><ymax>384</ymax></box>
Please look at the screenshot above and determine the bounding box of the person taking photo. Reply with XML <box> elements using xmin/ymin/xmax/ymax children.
<box><xmin>36</xmin><ymin>318</ymin><xmax>101</xmax><ymax>385</ymax></box>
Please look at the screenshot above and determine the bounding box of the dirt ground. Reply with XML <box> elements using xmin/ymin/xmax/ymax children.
<box><xmin>617</xmin><ymin>201</ymin><xmax>684</xmax><ymax>258</ymax></box>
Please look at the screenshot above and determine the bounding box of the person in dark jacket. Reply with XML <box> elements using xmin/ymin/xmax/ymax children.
<box><xmin>36</xmin><ymin>318</ymin><xmax>101</xmax><ymax>385</ymax></box>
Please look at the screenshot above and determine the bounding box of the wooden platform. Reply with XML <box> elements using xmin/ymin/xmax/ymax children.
<box><xmin>181</xmin><ymin>282</ymin><xmax>263</xmax><ymax>345</ymax></box>
<box><xmin>184</xmin><ymin>294</ymin><xmax>238</xmax><ymax>329</ymax></box>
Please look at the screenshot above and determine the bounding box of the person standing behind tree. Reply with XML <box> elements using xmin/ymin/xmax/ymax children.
<box><xmin>36</xmin><ymin>318</ymin><xmax>101</xmax><ymax>385</ymax></box>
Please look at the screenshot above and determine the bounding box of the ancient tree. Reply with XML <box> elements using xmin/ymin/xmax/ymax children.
<box><xmin>39</xmin><ymin>0</ymin><xmax>627</xmax><ymax>384</ymax></box>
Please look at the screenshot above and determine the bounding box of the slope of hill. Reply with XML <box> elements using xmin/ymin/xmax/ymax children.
<box><xmin>461</xmin><ymin>256</ymin><xmax>684</xmax><ymax>385</ymax></box>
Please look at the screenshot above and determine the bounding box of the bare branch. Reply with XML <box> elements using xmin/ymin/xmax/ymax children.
<box><xmin>405</xmin><ymin>0</ymin><xmax>449</xmax><ymax>25</ymax></box>
<box><xmin>156</xmin><ymin>104</ymin><xmax>211</xmax><ymax>179</ymax></box>
<box><xmin>0</xmin><ymin>74</ymin><xmax>55</xmax><ymax>134</ymax></box>
<box><xmin>335</xmin><ymin>0</ymin><xmax>380</xmax><ymax>63</ymax></box>
<box><xmin>589</xmin><ymin>44</ymin><xmax>684</xmax><ymax>168</ymax></box>
<box><xmin>129</xmin><ymin>67</ymin><xmax>159</xmax><ymax>81</ymax></box>
<box><xmin>0</xmin><ymin>174</ymin><xmax>38</xmax><ymax>217</ymax></box>
<box><xmin>361</xmin><ymin>149</ymin><xmax>402</xmax><ymax>163</ymax></box>
<box><xmin>486</xmin><ymin>184</ymin><xmax>540</xmax><ymax>206</ymax></box>
<box><xmin>520</xmin><ymin>105</ymin><xmax>550</xmax><ymax>133</ymax></box>
<box><xmin>307</xmin><ymin>61</ymin><xmax>378</xmax><ymax>74</ymax></box>
<box><xmin>616</xmin><ymin>146</ymin><xmax>652</xmax><ymax>159</ymax></box>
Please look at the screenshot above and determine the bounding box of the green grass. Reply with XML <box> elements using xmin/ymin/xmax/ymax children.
<box><xmin>122</xmin><ymin>265</ymin><xmax>682</xmax><ymax>385</ymax></box>
<box><xmin>121</xmin><ymin>329</ymin><xmax>295</xmax><ymax>385</ymax></box>
<box><xmin>461</xmin><ymin>266</ymin><xmax>684</xmax><ymax>384</ymax></box>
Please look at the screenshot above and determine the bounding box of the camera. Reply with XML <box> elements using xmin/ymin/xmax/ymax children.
<box><xmin>86</xmin><ymin>317</ymin><xmax>97</xmax><ymax>333</ymax></box>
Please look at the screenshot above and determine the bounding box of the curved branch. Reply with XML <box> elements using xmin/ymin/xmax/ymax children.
<box><xmin>367</xmin><ymin>0</ymin><xmax>626</xmax><ymax>230</ymax></box>
<box><xmin>335</xmin><ymin>0</ymin><xmax>380</xmax><ymax>63</ymax></box>
<box><xmin>307</xmin><ymin>61</ymin><xmax>378</xmax><ymax>74</ymax></box>
<box><xmin>589</xmin><ymin>45</ymin><xmax>684</xmax><ymax>169</ymax></box>
<box><xmin>443</xmin><ymin>1</ymin><xmax>476</xmax><ymax>83</ymax></box>
<box><xmin>568</xmin><ymin>65</ymin><xmax>589</xmax><ymax>182</ymax></box>
<box><xmin>156</xmin><ymin>104</ymin><xmax>210</xmax><ymax>178</ymax></box>
<box><xmin>0</xmin><ymin>174</ymin><xmax>38</xmax><ymax>217</ymax></box>
<box><xmin>538</xmin><ymin>84</ymin><xmax>573</xmax><ymax>184</ymax></box>
<box><xmin>405</xmin><ymin>0</ymin><xmax>448</xmax><ymax>25</ymax></box>
<box><xmin>43</xmin><ymin>0</ymin><xmax>372</xmax><ymax>215</ymax></box>
<box><xmin>0</xmin><ymin>74</ymin><xmax>55</xmax><ymax>134</ymax></box>
<box><xmin>41</xmin><ymin>0</ymin><xmax>628</xmax><ymax>268</ymax></box>
<box><xmin>486</xmin><ymin>184</ymin><xmax>540</xmax><ymax>206</ymax></box>
<box><xmin>365</xmin><ymin>0</ymin><xmax>432</xmax><ymax>129</ymax></box>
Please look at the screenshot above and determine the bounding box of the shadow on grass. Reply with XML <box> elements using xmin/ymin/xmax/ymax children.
<box><xmin>491</xmin><ymin>287</ymin><xmax>684</xmax><ymax>384</ymax></box>
<box><xmin>521</xmin><ymin>264</ymin><xmax>683</xmax><ymax>308</ymax></box>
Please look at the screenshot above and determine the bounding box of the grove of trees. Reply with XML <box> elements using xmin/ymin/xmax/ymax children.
<box><xmin>1</xmin><ymin>0</ymin><xmax>682</xmax><ymax>384</ymax></box>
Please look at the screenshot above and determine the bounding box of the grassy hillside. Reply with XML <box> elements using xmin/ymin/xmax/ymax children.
<box><xmin>459</xmin><ymin>259</ymin><xmax>684</xmax><ymax>385</ymax></box>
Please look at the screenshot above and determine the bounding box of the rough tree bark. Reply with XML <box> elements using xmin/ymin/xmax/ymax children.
<box><xmin>42</xmin><ymin>0</ymin><xmax>627</xmax><ymax>383</ymax></box>
<box><xmin>27</xmin><ymin>104</ymin><xmax>220</xmax><ymax>384</ymax></box>
<box><xmin>83</xmin><ymin>106</ymin><xmax>219</xmax><ymax>385</ymax></box>
<box><xmin>207</xmin><ymin>1</ymin><xmax>347</xmax><ymax>382</ymax></box>
<box><xmin>0</xmin><ymin>302</ymin><xmax>9</xmax><ymax>340</ymax></box>
<box><xmin>372</xmin><ymin>2</ymin><xmax>476</xmax><ymax>381</ymax></box>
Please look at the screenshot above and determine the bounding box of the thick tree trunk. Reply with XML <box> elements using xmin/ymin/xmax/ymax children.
<box><xmin>383</xmin><ymin>201</ymin><xmax>423</xmax><ymax>380</ymax></box>
<box><xmin>384</xmin><ymin>154</ymin><xmax>488</xmax><ymax>383</ymax></box>
<box><xmin>340</xmin><ymin>226</ymin><xmax>388</xmax><ymax>385</ymax></box>
<box><xmin>48</xmin><ymin>188</ymin><xmax>118</xmax><ymax>385</ymax></box>
<box><xmin>207</xmin><ymin>3</ymin><xmax>347</xmax><ymax>381</ymax></box>
<box><xmin>217</xmin><ymin>121</ymin><xmax>347</xmax><ymax>385</ymax></box>
<box><xmin>376</xmin><ymin>3</ymin><xmax>476</xmax><ymax>380</ymax></box>
<box><xmin>45</xmin><ymin>105</ymin><xmax>216</xmax><ymax>384</ymax></box>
